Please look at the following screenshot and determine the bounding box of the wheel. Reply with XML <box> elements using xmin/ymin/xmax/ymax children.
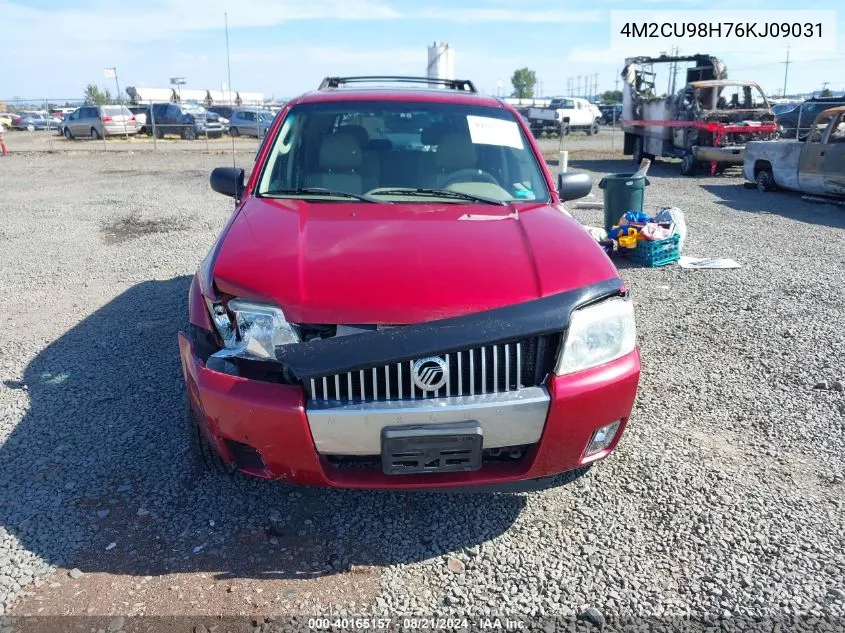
<box><xmin>632</xmin><ymin>136</ymin><xmax>644</xmax><ymax>164</ymax></box>
<box><xmin>26</xmin><ymin>123</ymin><xmax>35</xmax><ymax>132</ymax></box>
<box><xmin>90</xmin><ymin>127</ymin><xmax>100</xmax><ymax>140</ymax></box>
<box><xmin>182</xmin><ymin>126</ymin><xmax>197</xmax><ymax>140</ymax></box>
<box><xmin>680</xmin><ymin>153</ymin><xmax>699</xmax><ymax>176</ymax></box>
<box><xmin>587</xmin><ymin>123</ymin><xmax>600</xmax><ymax>136</ymax></box>
<box><xmin>63</xmin><ymin>127</ymin><xmax>73</xmax><ymax>140</ymax></box>
<box><xmin>188</xmin><ymin>403</ymin><xmax>235</xmax><ymax>477</ymax></box>
<box><xmin>229</xmin><ymin>126</ymin><xmax>239</xmax><ymax>137</ymax></box>
<box><xmin>561</xmin><ymin>123</ymin><xmax>571</xmax><ymax>136</ymax></box>
<box><xmin>155</xmin><ymin>126</ymin><xmax>165</xmax><ymax>139</ymax></box>
<box><xmin>756</xmin><ymin>169</ymin><xmax>775</xmax><ymax>192</ymax></box>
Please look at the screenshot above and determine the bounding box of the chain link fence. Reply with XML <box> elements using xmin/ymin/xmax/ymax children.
<box><xmin>0</xmin><ymin>97</ymin><xmax>268</xmax><ymax>154</ymax></box>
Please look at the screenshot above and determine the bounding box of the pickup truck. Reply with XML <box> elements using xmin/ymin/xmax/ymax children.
<box><xmin>744</xmin><ymin>106</ymin><xmax>845</xmax><ymax>197</ymax></box>
<box><xmin>527</xmin><ymin>97</ymin><xmax>600</xmax><ymax>137</ymax></box>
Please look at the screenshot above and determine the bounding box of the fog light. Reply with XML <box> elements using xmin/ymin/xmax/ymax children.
<box><xmin>584</xmin><ymin>421</ymin><xmax>621</xmax><ymax>457</ymax></box>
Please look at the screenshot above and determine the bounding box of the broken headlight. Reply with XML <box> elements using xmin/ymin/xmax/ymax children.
<box><xmin>555</xmin><ymin>296</ymin><xmax>636</xmax><ymax>375</ymax></box>
<box><xmin>207</xmin><ymin>298</ymin><xmax>299</xmax><ymax>360</ymax></box>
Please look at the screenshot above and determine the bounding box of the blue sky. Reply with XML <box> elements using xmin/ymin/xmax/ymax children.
<box><xmin>1</xmin><ymin>0</ymin><xmax>842</xmax><ymax>102</ymax></box>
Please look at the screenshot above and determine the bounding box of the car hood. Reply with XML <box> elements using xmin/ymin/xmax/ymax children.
<box><xmin>211</xmin><ymin>197</ymin><xmax>620</xmax><ymax>324</ymax></box>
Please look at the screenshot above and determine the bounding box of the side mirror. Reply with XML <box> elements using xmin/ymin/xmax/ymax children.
<box><xmin>210</xmin><ymin>167</ymin><xmax>245</xmax><ymax>199</ymax></box>
<box><xmin>557</xmin><ymin>172</ymin><xmax>592</xmax><ymax>202</ymax></box>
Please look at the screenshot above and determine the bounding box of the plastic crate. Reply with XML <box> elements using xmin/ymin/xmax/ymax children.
<box><xmin>631</xmin><ymin>234</ymin><xmax>680</xmax><ymax>267</ymax></box>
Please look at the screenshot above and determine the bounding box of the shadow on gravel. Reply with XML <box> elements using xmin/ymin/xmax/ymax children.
<box><xmin>0</xmin><ymin>277</ymin><xmax>525</xmax><ymax>584</ymax></box>
<box><xmin>702</xmin><ymin>184</ymin><xmax>845</xmax><ymax>229</ymax></box>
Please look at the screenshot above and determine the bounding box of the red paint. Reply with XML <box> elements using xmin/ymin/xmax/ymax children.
<box><xmin>211</xmin><ymin>198</ymin><xmax>620</xmax><ymax>324</ymax></box>
<box><xmin>181</xmin><ymin>85</ymin><xmax>641</xmax><ymax>489</ymax></box>
<box><xmin>621</xmin><ymin>118</ymin><xmax>777</xmax><ymax>137</ymax></box>
<box><xmin>179</xmin><ymin>333</ymin><xmax>640</xmax><ymax>488</ymax></box>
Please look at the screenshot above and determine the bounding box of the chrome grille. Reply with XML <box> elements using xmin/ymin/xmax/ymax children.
<box><xmin>305</xmin><ymin>335</ymin><xmax>559</xmax><ymax>404</ymax></box>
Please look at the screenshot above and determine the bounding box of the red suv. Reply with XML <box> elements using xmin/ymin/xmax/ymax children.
<box><xmin>178</xmin><ymin>76</ymin><xmax>640</xmax><ymax>491</ymax></box>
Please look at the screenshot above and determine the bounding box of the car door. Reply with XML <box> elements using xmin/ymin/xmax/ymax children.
<box><xmin>73</xmin><ymin>108</ymin><xmax>91</xmax><ymax>135</ymax></box>
<box><xmin>245</xmin><ymin>111</ymin><xmax>258</xmax><ymax>136</ymax></box>
<box><xmin>798</xmin><ymin>115</ymin><xmax>836</xmax><ymax>194</ymax></box>
<box><xmin>821</xmin><ymin>112</ymin><xmax>845</xmax><ymax>195</ymax></box>
<box><xmin>64</xmin><ymin>109</ymin><xmax>78</xmax><ymax>134</ymax></box>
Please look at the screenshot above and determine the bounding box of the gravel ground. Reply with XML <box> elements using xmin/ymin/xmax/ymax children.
<box><xmin>0</xmin><ymin>140</ymin><xmax>844</xmax><ymax>633</ymax></box>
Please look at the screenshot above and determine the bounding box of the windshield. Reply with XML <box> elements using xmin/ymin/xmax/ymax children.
<box><xmin>711</xmin><ymin>85</ymin><xmax>769</xmax><ymax>110</ymax></box>
<box><xmin>256</xmin><ymin>100</ymin><xmax>549</xmax><ymax>203</ymax></box>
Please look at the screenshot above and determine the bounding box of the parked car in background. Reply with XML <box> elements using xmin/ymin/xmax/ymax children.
<box><xmin>527</xmin><ymin>97</ymin><xmax>600</xmax><ymax>136</ymax></box>
<box><xmin>775</xmin><ymin>96</ymin><xmax>845</xmax><ymax>139</ymax></box>
<box><xmin>228</xmin><ymin>108</ymin><xmax>273</xmax><ymax>137</ymax></box>
<box><xmin>180</xmin><ymin>75</ymin><xmax>640</xmax><ymax>489</ymax></box>
<box><xmin>60</xmin><ymin>105</ymin><xmax>138</xmax><ymax>139</ymax></box>
<box><xmin>598</xmin><ymin>104</ymin><xmax>622</xmax><ymax>125</ymax></box>
<box><xmin>14</xmin><ymin>111</ymin><xmax>62</xmax><ymax>132</ymax></box>
<box><xmin>128</xmin><ymin>105</ymin><xmax>151</xmax><ymax>134</ymax></box>
<box><xmin>207</xmin><ymin>105</ymin><xmax>234</xmax><ymax>120</ymax></box>
<box><xmin>745</xmin><ymin>105</ymin><xmax>845</xmax><ymax>197</ymax></box>
<box><xmin>150</xmin><ymin>103</ymin><xmax>224</xmax><ymax>139</ymax></box>
<box><xmin>50</xmin><ymin>107</ymin><xmax>77</xmax><ymax>120</ymax></box>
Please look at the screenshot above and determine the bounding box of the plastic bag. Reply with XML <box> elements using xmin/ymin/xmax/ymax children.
<box><xmin>654</xmin><ymin>207</ymin><xmax>687</xmax><ymax>253</ymax></box>
<box><xmin>640</xmin><ymin>222</ymin><xmax>671</xmax><ymax>241</ymax></box>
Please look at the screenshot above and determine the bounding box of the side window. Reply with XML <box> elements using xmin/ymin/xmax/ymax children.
<box><xmin>829</xmin><ymin>115</ymin><xmax>845</xmax><ymax>143</ymax></box>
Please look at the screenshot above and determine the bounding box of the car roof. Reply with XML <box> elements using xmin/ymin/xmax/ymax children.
<box><xmin>291</xmin><ymin>87</ymin><xmax>506</xmax><ymax>109</ymax></box>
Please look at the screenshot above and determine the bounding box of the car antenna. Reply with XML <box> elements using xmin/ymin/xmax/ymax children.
<box><xmin>224</xmin><ymin>12</ymin><xmax>237</xmax><ymax>197</ymax></box>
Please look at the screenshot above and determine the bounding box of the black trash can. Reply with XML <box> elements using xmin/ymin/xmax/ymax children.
<box><xmin>598</xmin><ymin>173</ymin><xmax>650</xmax><ymax>232</ymax></box>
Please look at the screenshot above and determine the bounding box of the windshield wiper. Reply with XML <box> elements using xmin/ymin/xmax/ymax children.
<box><xmin>371</xmin><ymin>187</ymin><xmax>508</xmax><ymax>206</ymax></box>
<box><xmin>263</xmin><ymin>188</ymin><xmax>386</xmax><ymax>203</ymax></box>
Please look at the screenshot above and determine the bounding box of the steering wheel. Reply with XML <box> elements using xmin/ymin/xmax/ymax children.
<box><xmin>441</xmin><ymin>168</ymin><xmax>500</xmax><ymax>188</ymax></box>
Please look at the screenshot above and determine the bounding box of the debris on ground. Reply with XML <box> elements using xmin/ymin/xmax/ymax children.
<box><xmin>679</xmin><ymin>256</ymin><xmax>742</xmax><ymax>269</ymax></box>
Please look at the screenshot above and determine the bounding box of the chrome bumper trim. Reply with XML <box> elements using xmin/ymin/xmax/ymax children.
<box><xmin>307</xmin><ymin>386</ymin><xmax>550</xmax><ymax>456</ymax></box>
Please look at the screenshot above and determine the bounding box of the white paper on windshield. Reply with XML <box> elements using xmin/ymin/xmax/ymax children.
<box><xmin>467</xmin><ymin>115</ymin><xmax>524</xmax><ymax>149</ymax></box>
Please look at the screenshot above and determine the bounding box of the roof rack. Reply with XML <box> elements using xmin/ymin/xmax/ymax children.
<box><xmin>318</xmin><ymin>76</ymin><xmax>477</xmax><ymax>93</ymax></box>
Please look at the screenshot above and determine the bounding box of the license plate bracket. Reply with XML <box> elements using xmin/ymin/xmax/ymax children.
<box><xmin>381</xmin><ymin>422</ymin><xmax>483</xmax><ymax>475</ymax></box>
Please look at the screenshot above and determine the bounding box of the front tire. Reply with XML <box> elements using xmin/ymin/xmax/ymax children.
<box><xmin>632</xmin><ymin>136</ymin><xmax>644</xmax><ymax>164</ymax></box>
<box><xmin>756</xmin><ymin>168</ymin><xmax>775</xmax><ymax>192</ymax></box>
<box><xmin>680</xmin><ymin>153</ymin><xmax>698</xmax><ymax>176</ymax></box>
<box><xmin>90</xmin><ymin>127</ymin><xmax>100</xmax><ymax>140</ymax></box>
<box><xmin>229</xmin><ymin>126</ymin><xmax>239</xmax><ymax>137</ymax></box>
<box><xmin>188</xmin><ymin>404</ymin><xmax>235</xmax><ymax>477</ymax></box>
<box><xmin>64</xmin><ymin>127</ymin><xmax>73</xmax><ymax>140</ymax></box>
<box><xmin>182</xmin><ymin>126</ymin><xmax>197</xmax><ymax>140</ymax></box>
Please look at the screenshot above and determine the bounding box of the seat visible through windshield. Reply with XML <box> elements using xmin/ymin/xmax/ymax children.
<box><xmin>256</xmin><ymin>101</ymin><xmax>549</xmax><ymax>203</ymax></box>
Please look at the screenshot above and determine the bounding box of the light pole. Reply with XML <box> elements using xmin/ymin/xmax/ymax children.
<box><xmin>104</xmin><ymin>67</ymin><xmax>128</xmax><ymax>140</ymax></box>
<box><xmin>170</xmin><ymin>77</ymin><xmax>187</xmax><ymax>102</ymax></box>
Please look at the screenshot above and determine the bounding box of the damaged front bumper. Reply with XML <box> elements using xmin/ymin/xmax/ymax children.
<box><xmin>178</xmin><ymin>278</ymin><xmax>641</xmax><ymax>490</ymax></box>
<box><xmin>179</xmin><ymin>333</ymin><xmax>640</xmax><ymax>489</ymax></box>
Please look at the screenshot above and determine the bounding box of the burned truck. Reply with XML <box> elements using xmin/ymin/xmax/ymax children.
<box><xmin>621</xmin><ymin>54</ymin><xmax>777</xmax><ymax>176</ymax></box>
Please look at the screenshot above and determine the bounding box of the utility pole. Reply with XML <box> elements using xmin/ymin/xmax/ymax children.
<box><xmin>781</xmin><ymin>44</ymin><xmax>790</xmax><ymax>98</ymax></box>
<box><xmin>104</xmin><ymin>67</ymin><xmax>128</xmax><ymax>140</ymax></box>
<box><xmin>576</xmin><ymin>76</ymin><xmax>581</xmax><ymax>99</ymax></box>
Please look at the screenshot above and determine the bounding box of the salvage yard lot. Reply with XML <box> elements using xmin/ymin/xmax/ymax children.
<box><xmin>1</xmin><ymin>137</ymin><xmax>844</xmax><ymax>631</ymax></box>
